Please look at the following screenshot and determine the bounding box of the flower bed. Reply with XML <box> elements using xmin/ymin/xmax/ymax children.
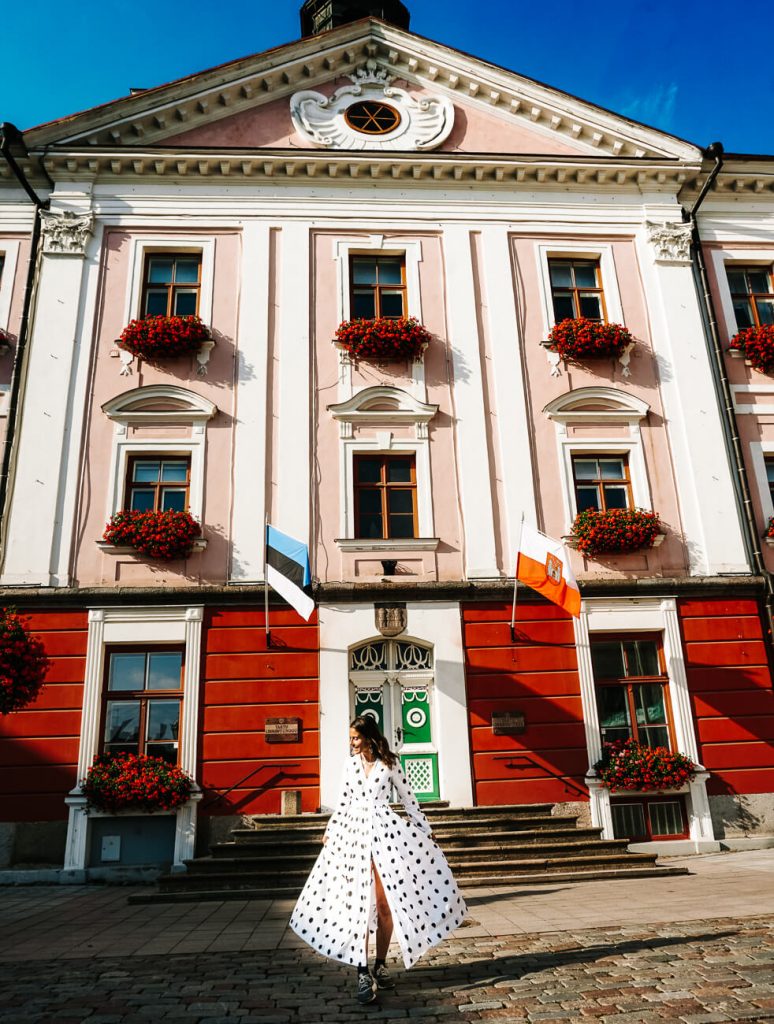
<box><xmin>334</xmin><ymin>316</ymin><xmax>431</xmax><ymax>362</ymax></box>
<box><xmin>571</xmin><ymin>508</ymin><xmax>662</xmax><ymax>556</ymax></box>
<box><xmin>547</xmin><ymin>317</ymin><xmax>633</xmax><ymax>362</ymax></box>
<box><xmin>729</xmin><ymin>323</ymin><xmax>774</xmax><ymax>373</ymax></box>
<box><xmin>116</xmin><ymin>315</ymin><xmax>210</xmax><ymax>361</ymax></box>
<box><xmin>81</xmin><ymin>752</ymin><xmax>193</xmax><ymax>813</ymax></box>
<box><xmin>593</xmin><ymin>738</ymin><xmax>697</xmax><ymax>792</ymax></box>
<box><xmin>0</xmin><ymin>608</ymin><xmax>49</xmax><ymax>714</ymax></box>
<box><xmin>102</xmin><ymin>509</ymin><xmax>202</xmax><ymax>560</ymax></box>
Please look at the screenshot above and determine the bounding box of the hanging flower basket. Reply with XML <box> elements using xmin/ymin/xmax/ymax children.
<box><xmin>547</xmin><ymin>318</ymin><xmax>633</xmax><ymax>362</ymax></box>
<box><xmin>116</xmin><ymin>315</ymin><xmax>211</xmax><ymax>361</ymax></box>
<box><xmin>729</xmin><ymin>324</ymin><xmax>774</xmax><ymax>373</ymax></box>
<box><xmin>102</xmin><ymin>509</ymin><xmax>202</xmax><ymax>561</ymax></box>
<box><xmin>0</xmin><ymin>608</ymin><xmax>49</xmax><ymax>715</ymax></box>
<box><xmin>334</xmin><ymin>316</ymin><xmax>431</xmax><ymax>362</ymax></box>
<box><xmin>81</xmin><ymin>752</ymin><xmax>194</xmax><ymax>813</ymax></box>
<box><xmin>571</xmin><ymin>508</ymin><xmax>662</xmax><ymax>556</ymax></box>
<box><xmin>593</xmin><ymin>739</ymin><xmax>697</xmax><ymax>792</ymax></box>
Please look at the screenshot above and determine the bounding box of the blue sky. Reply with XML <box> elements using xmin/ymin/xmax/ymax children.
<box><xmin>3</xmin><ymin>0</ymin><xmax>772</xmax><ymax>153</ymax></box>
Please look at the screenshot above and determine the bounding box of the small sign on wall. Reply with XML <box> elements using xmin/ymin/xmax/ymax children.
<box><xmin>265</xmin><ymin>717</ymin><xmax>302</xmax><ymax>743</ymax></box>
<box><xmin>491</xmin><ymin>711</ymin><xmax>526</xmax><ymax>735</ymax></box>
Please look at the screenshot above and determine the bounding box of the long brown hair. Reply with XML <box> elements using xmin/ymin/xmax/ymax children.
<box><xmin>350</xmin><ymin>715</ymin><xmax>397</xmax><ymax>768</ymax></box>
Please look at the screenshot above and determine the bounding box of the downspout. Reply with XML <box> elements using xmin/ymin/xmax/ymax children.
<box><xmin>684</xmin><ymin>142</ymin><xmax>774</xmax><ymax>638</ymax></box>
<box><xmin>0</xmin><ymin>124</ymin><xmax>51</xmax><ymax>559</ymax></box>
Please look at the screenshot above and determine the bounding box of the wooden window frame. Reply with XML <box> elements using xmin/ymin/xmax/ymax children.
<box><xmin>548</xmin><ymin>258</ymin><xmax>607</xmax><ymax>322</ymax></box>
<box><xmin>610</xmin><ymin>795</ymin><xmax>689</xmax><ymax>840</ymax></box>
<box><xmin>727</xmin><ymin>264</ymin><xmax>774</xmax><ymax>329</ymax></box>
<box><xmin>591</xmin><ymin>632</ymin><xmax>677</xmax><ymax>751</ymax></box>
<box><xmin>349</xmin><ymin>254</ymin><xmax>407</xmax><ymax>319</ymax></box>
<box><xmin>765</xmin><ymin>455</ymin><xmax>774</xmax><ymax>508</ymax></box>
<box><xmin>140</xmin><ymin>252</ymin><xmax>202</xmax><ymax>318</ymax></box>
<box><xmin>354</xmin><ymin>452</ymin><xmax>418</xmax><ymax>540</ymax></box>
<box><xmin>99</xmin><ymin>645</ymin><xmax>185</xmax><ymax>762</ymax></box>
<box><xmin>124</xmin><ymin>455</ymin><xmax>191</xmax><ymax>513</ymax></box>
<box><xmin>344</xmin><ymin>101</ymin><xmax>402</xmax><ymax>135</ymax></box>
<box><xmin>571</xmin><ymin>454</ymin><xmax>633</xmax><ymax>513</ymax></box>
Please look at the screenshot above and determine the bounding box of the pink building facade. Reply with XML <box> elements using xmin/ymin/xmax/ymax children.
<box><xmin>0</xmin><ymin>12</ymin><xmax>772</xmax><ymax>876</ymax></box>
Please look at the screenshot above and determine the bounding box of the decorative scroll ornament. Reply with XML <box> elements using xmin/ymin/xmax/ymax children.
<box><xmin>646</xmin><ymin>220</ymin><xmax>693</xmax><ymax>264</ymax></box>
<box><xmin>290</xmin><ymin>59</ymin><xmax>454</xmax><ymax>152</ymax></box>
<box><xmin>40</xmin><ymin>210</ymin><xmax>93</xmax><ymax>256</ymax></box>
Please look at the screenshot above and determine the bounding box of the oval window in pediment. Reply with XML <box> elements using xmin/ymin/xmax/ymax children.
<box><xmin>344</xmin><ymin>100</ymin><xmax>402</xmax><ymax>135</ymax></box>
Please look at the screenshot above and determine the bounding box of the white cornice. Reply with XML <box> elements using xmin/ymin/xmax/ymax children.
<box><xmin>22</xmin><ymin>20</ymin><xmax>701</xmax><ymax>162</ymax></box>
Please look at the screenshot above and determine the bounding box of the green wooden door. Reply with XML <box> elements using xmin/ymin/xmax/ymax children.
<box><xmin>399</xmin><ymin>688</ymin><xmax>439</xmax><ymax>801</ymax></box>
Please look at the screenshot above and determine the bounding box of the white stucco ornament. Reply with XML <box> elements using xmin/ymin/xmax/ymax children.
<box><xmin>290</xmin><ymin>61</ymin><xmax>454</xmax><ymax>151</ymax></box>
<box><xmin>40</xmin><ymin>210</ymin><xmax>93</xmax><ymax>256</ymax></box>
<box><xmin>646</xmin><ymin>220</ymin><xmax>693</xmax><ymax>264</ymax></box>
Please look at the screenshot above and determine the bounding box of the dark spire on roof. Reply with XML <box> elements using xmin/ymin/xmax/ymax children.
<box><xmin>300</xmin><ymin>0</ymin><xmax>410</xmax><ymax>36</ymax></box>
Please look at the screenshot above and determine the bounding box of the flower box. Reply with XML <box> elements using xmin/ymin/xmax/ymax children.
<box><xmin>593</xmin><ymin>739</ymin><xmax>697</xmax><ymax>793</ymax></box>
<box><xmin>81</xmin><ymin>752</ymin><xmax>194</xmax><ymax>813</ymax></box>
<box><xmin>334</xmin><ymin>316</ymin><xmax>431</xmax><ymax>362</ymax></box>
<box><xmin>570</xmin><ymin>508</ymin><xmax>662</xmax><ymax>556</ymax></box>
<box><xmin>102</xmin><ymin>509</ymin><xmax>202</xmax><ymax>561</ymax></box>
<box><xmin>116</xmin><ymin>315</ymin><xmax>211</xmax><ymax>362</ymax></box>
<box><xmin>728</xmin><ymin>324</ymin><xmax>774</xmax><ymax>373</ymax></box>
<box><xmin>547</xmin><ymin>317</ymin><xmax>633</xmax><ymax>363</ymax></box>
<box><xmin>0</xmin><ymin>608</ymin><xmax>49</xmax><ymax>714</ymax></box>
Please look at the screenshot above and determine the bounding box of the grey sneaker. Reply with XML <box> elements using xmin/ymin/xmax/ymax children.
<box><xmin>374</xmin><ymin>964</ymin><xmax>395</xmax><ymax>990</ymax></box>
<box><xmin>356</xmin><ymin>971</ymin><xmax>376</xmax><ymax>1004</ymax></box>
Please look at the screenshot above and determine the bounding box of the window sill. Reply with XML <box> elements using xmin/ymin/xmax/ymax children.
<box><xmin>335</xmin><ymin>537</ymin><xmax>439</xmax><ymax>552</ymax></box>
<box><xmin>96</xmin><ymin>539</ymin><xmax>207</xmax><ymax>556</ymax></box>
<box><xmin>563</xmin><ymin>533</ymin><xmax>664</xmax><ymax>551</ymax></box>
<box><xmin>764</xmin><ymin>537</ymin><xmax>774</xmax><ymax>548</ymax></box>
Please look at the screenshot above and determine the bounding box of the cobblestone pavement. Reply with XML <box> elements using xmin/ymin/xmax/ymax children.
<box><xmin>1</xmin><ymin>913</ymin><xmax>773</xmax><ymax>1023</ymax></box>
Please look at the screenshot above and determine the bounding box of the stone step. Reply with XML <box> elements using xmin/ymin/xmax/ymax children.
<box><xmin>238</xmin><ymin>803</ymin><xmax>558</xmax><ymax>832</ymax></box>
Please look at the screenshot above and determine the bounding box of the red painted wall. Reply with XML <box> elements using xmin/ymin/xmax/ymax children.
<box><xmin>0</xmin><ymin>610</ymin><xmax>88</xmax><ymax>821</ymax></box>
<box><xmin>680</xmin><ymin>598</ymin><xmax>774</xmax><ymax>796</ymax></box>
<box><xmin>200</xmin><ymin>607</ymin><xmax>320</xmax><ymax>815</ymax></box>
<box><xmin>462</xmin><ymin>601</ymin><xmax>588</xmax><ymax>806</ymax></box>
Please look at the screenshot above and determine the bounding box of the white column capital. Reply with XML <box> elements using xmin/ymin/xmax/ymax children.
<box><xmin>40</xmin><ymin>210</ymin><xmax>93</xmax><ymax>257</ymax></box>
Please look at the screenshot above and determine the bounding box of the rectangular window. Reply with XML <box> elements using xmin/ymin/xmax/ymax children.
<box><xmin>611</xmin><ymin>797</ymin><xmax>688</xmax><ymax>840</ymax></box>
<box><xmin>126</xmin><ymin>456</ymin><xmax>191</xmax><ymax>513</ymax></box>
<box><xmin>766</xmin><ymin>456</ymin><xmax>774</xmax><ymax>508</ymax></box>
<box><xmin>549</xmin><ymin>258</ymin><xmax>605</xmax><ymax>321</ymax></box>
<box><xmin>572</xmin><ymin>455</ymin><xmax>632</xmax><ymax>512</ymax></box>
<box><xmin>142</xmin><ymin>253</ymin><xmax>202</xmax><ymax>318</ymax></box>
<box><xmin>591</xmin><ymin>634</ymin><xmax>673</xmax><ymax>750</ymax></box>
<box><xmin>350</xmin><ymin>255</ymin><xmax>406</xmax><ymax>319</ymax></box>
<box><xmin>726</xmin><ymin>265</ymin><xmax>774</xmax><ymax>330</ymax></box>
<box><xmin>101</xmin><ymin>647</ymin><xmax>184</xmax><ymax>763</ymax></box>
<box><xmin>354</xmin><ymin>453</ymin><xmax>417</xmax><ymax>539</ymax></box>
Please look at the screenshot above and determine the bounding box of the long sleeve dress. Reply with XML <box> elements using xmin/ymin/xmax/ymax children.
<box><xmin>289</xmin><ymin>754</ymin><xmax>467</xmax><ymax>969</ymax></box>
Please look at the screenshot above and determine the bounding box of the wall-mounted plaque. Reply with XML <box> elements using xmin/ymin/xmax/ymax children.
<box><xmin>265</xmin><ymin>717</ymin><xmax>301</xmax><ymax>743</ymax></box>
<box><xmin>491</xmin><ymin>711</ymin><xmax>526</xmax><ymax>735</ymax></box>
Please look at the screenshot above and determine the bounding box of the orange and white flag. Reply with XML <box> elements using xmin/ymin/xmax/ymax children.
<box><xmin>516</xmin><ymin>522</ymin><xmax>581</xmax><ymax>618</ymax></box>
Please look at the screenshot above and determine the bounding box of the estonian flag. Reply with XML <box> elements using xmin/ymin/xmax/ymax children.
<box><xmin>265</xmin><ymin>524</ymin><xmax>314</xmax><ymax>621</ymax></box>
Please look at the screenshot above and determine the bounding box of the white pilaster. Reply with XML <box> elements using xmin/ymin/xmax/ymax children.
<box><xmin>2</xmin><ymin>207</ymin><xmax>95</xmax><ymax>586</ymax></box>
<box><xmin>230</xmin><ymin>222</ymin><xmax>271</xmax><ymax>581</ymax></box>
<box><xmin>276</xmin><ymin>222</ymin><xmax>311</xmax><ymax>545</ymax></box>
<box><xmin>635</xmin><ymin>223</ymin><xmax>749</xmax><ymax>575</ymax></box>
<box><xmin>480</xmin><ymin>225</ymin><xmax>538</xmax><ymax>566</ymax></box>
<box><xmin>441</xmin><ymin>225</ymin><xmax>499</xmax><ymax>578</ymax></box>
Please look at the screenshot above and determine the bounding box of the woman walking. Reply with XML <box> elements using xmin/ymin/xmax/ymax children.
<box><xmin>289</xmin><ymin>715</ymin><xmax>467</xmax><ymax>1004</ymax></box>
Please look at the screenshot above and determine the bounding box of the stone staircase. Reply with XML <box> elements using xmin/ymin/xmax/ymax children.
<box><xmin>133</xmin><ymin>803</ymin><xmax>689</xmax><ymax>903</ymax></box>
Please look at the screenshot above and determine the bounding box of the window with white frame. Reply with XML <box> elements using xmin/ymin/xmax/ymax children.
<box><xmin>101</xmin><ymin>385</ymin><xmax>217</xmax><ymax>529</ymax></box>
<box><xmin>327</xmin><ymin>385</ymin><xmax>438</xmax><ymax>548</ymax></box>
<box><xmin>537</xmin><ymin>243</ymin><xmax>624</xmax><ymax>336</ymax></box>
<box><xmin>710</xmin><ymin>250</ymin><xmax>774</xmax><ymax>339</ymax></box>
<box><xmin>543</xmin><ymin>387</ymin><xmax>651</xmax><ymax>532</ymax></box>
<box><xmin>124</xmin><ymin>237</ymin><xmax>214</xmax><ymax>326</ymax></box>
<box><xmin>0</xmin><ymin>241</ymin><xmax>20</xmax><ymax>335</ymax></box>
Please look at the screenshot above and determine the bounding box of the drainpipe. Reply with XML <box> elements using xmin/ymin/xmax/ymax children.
<box><xmin>684</xmin><ymin>142</ymin><xmax>774</xmax><ymax>639</ymax></box>
<box><xmin>0</xmin><ymin>124</ymin><xmax>50</xmax><ymax>558</ymax></box>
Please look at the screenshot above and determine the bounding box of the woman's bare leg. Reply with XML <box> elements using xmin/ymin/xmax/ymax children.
<box><xmin>372</xmin><ymin>861</ymin><xmax>393</xmax><ymax>960</ymax></box>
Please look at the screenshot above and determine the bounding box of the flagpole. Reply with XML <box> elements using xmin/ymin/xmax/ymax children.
<box><xmin>264</xmin><ymin>518</ymin><xmax>271</xmax><ymax>649</ymax></box>
<box><xmin>510</xmin><ymin>514</ymin><xmax>525</xmax><ymax>643</ymax></box>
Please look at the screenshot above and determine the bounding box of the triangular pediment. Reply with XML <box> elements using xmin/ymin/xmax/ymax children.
<box><xmin>24</xmin><ymin>19</ymin><xmax>700</xmax><ymax>162</ymax></box>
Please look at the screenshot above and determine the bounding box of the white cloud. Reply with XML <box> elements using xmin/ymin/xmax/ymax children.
<box><xmin>620</xmin><ymin>82</ymin><xmax>679</xmax><ymax>131</ymax></box>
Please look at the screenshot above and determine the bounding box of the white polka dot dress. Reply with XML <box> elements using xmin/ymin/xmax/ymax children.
<box><xmin>289</xmin><ymin>754</ymin><xmax>467</xmax><ymax>969</ymax></box>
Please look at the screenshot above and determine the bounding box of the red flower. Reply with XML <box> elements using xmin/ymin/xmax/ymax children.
<box><xmin>103</xmin><ymin>510</ymin><xmax>202</xmax><ymax>561</ymax></box>
<box><xmin>0</xmin><ymin>608</ymin><xmax>49</xmax><ymax>715</ymax></box>
<box><xmin>116</xmin><ymin>316</ymin><xmax>210</xmax><ymax>361</ymax></box>
<box><xmin>594</xmin><ymin>739</ymin><xmax>696</xmax><ymax>792</ymax></box>
<box><xmin>729</xmin><ymin>324</ymin><xmax>774</xmax><ymax>374</ymax></box>
<box><xmin>547</xmin><ymin>318</ymin><xmax>633</xmax><ymax>362</ymax></box>
<box><xmin>334</xmin><ymin>317</ymin><xmax>431</xmax><ymax>362</ymax></box>
<box><xmin>81</xmin><ymin>752</ymin><xmax>193</xmax><ymax>813</ymax></box>
<box><xmin>571</xmin><ymin>508</ymin><xmax>662</xmax><ymax>556</ymax></box>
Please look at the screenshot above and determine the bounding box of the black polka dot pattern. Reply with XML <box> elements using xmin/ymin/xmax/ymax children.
<box><xmin>289</xmin><ymin>755</ymin><xmax>467</xmax><ymax>969</ymax></box>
